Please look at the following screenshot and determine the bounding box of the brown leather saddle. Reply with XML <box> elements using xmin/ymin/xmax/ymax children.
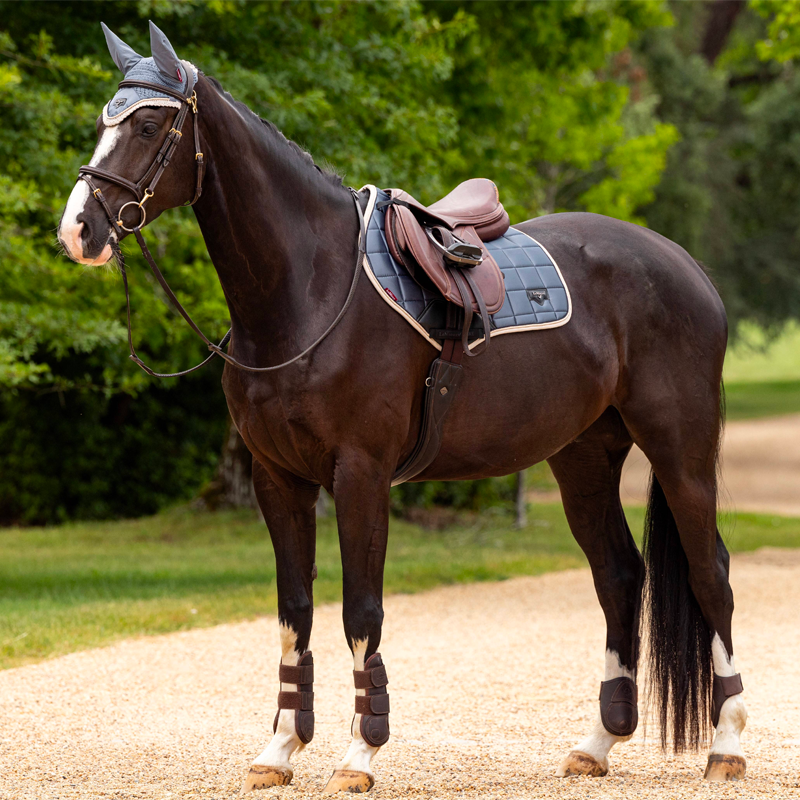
<box><xmin>378</xmin><ymin>178</ymin><xmax>509</xmax><ymax>356</ymax></box>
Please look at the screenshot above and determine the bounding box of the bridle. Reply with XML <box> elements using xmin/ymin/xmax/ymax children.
<box><xmin>80</xmin><ymin>78</ymin><xmax>205</xmax><ymax>233</ymax></box>
<box><xmin>78</xmin><ymin>75</ymin><xmax>366</xmax><ymax>378</ymax></box>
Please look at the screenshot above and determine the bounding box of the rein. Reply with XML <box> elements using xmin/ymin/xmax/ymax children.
<box><xmin>79</xmin><ymin>78</ymin><xmax>366</xmax><ymax>378</ymax></box>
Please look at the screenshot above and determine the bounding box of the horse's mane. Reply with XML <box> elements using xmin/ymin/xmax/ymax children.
<box><xmin>204</xmin><ymin>75</ymin><xmax>343</xmax><ymax>188</ymax></box>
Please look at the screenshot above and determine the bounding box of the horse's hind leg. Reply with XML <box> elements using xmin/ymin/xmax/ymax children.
<box><xmin>548</xmin><ymin>409</ymin><xmax>644</xmax><ymax>778</ymax></box>
<box><xmin>242</xmin><ymin>460</ymin><xmax>319</xmax><ymax>792</ymax></box>
<box><xmin>621</xmin><ymin>373</ymin><xmax>747</xmax><ymax>780</ymax></box>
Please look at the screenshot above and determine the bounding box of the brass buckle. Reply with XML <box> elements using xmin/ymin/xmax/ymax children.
<box><xmin>92</xmin><ymin>187</ymin><xmax>102</xmax><ymax>198</ymax></box>
<box><xmin>169</xmin><ymin>127</ymin><xmax>182</xmax><ymax>138</ymax></box>
<box><xmin>195</xmin><ymin>152</ymin><xmax>204</xmax><ymax>160</ymax></box>
<box><xmin>187</xmin><ymin>91</ymin><xmax>198</xmax><ymax>114</ymax></box>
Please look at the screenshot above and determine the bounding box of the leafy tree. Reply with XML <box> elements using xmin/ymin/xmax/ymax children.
<box><xmin>641</xmin><ymin>0</ymin><xmax>800</xmax><ymax>330</ymax></box>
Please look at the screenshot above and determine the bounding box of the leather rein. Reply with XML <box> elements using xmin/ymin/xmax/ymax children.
<box><xmin>79</xmin><ymin>77</ymin><xmax>366</xmax><ymax>378</ymax></box>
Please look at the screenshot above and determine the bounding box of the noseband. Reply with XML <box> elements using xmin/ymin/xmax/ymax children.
<box><xmin>77</xmin><ymin>77</ymin><xmax>365</xmax><ymax>378</ymax></box>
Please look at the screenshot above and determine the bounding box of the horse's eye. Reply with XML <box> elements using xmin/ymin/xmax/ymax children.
<box><xmin>142</xmin><ymin>122</ymin><xmax>159</xmax><ymax>138</ymax></box>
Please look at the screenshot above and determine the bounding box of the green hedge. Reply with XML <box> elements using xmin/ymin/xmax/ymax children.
<box><xmin>0</xmin><ymin>361</ymin><xmax>228</xmax><ymax>525</ymax></box>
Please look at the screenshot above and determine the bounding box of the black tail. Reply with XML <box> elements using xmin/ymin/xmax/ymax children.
<box><xmin>642</xmin><ymin>384</ymin><xmax>724</xmax><ymax>751</ymax></box>
<box><xmin>642</xmin><ymin>476</ymin><xmax>711</xmax><ymax>750</ymax></box>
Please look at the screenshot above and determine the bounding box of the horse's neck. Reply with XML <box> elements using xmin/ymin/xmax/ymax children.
<box><xmin>191</xmin><ymin>83</ymin><xmax>356</xmax><ymax>360</ymax></box>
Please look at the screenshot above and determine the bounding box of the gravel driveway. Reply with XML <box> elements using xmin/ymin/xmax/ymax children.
<box><xmin>1</xmin><ymin>550</ymin><xmax>798</xmax><ymax>799</ymax></box>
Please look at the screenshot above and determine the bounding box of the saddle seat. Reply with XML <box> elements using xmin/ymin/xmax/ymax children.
<box><xmin>382</xmin><ymin>179</ymin><xmax>509</xmax><ymax>320</ymax></box>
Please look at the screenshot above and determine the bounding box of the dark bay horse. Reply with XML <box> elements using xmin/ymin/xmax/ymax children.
<box><xmin>58</xmin><ymin>23</ymin><xmax>747</xmax><ymax>793</ymax></box>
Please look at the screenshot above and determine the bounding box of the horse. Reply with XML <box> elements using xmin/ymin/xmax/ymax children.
<box><xmin>57</xmin><ymin>22</ymin><xmax>747</xmax><ymax>793</ymax></box>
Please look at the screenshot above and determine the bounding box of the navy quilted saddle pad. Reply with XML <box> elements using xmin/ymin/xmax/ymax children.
<box><xmin>362</xmin><ymin>186</ymin><xmax>571</xmax><ymax>348</ymax></box>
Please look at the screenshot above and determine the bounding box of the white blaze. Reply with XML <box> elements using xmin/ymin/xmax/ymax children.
<box><xmin>58</xmin><ymin>126</ymin><xmax>122</xmax><ymax>265</ymax></box>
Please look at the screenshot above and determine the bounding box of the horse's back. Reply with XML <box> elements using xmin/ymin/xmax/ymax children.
<box><xmin>516</xmin><ymin>211</ymin><xmax>727</xmax><ymax>358</ymax></box>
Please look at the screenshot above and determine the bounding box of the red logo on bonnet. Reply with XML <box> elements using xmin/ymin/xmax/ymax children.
<box><xmin>385</xmin><ymin>288</ymin><xmax>398</xmax><ymax>302</ymax></box>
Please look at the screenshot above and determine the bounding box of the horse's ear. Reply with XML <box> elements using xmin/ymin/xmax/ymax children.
<box><xmin>149</xmin><ymin>20</ymin><xmax>183</xmax><ymax>82</ymax></box>
<box><xmin>101</xmin><ymin>22</ymin><xmax>143</xmax><ymax>75</ymax></box>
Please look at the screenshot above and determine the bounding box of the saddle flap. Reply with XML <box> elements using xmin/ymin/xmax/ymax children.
<box><xmin>385</xmin><ymin>202</ymin><xmax>505</xmax><ymax>315</ymax></box>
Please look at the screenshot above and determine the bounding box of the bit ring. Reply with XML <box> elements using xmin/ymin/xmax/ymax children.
<box><xmin>117</xmin><ymin>201</ymin><xmax>147</xmax><ymax>232</ymax></box>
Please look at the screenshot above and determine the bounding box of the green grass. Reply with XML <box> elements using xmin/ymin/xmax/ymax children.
<box><xmin>725</xmin><ymin>379</ymin><xmax>800</xmax><ymax>420</ymax></box>
<box><xmin>724</xmin><ymin>322</ymin><xmax>800</xmax><ymax>383</ymax></box>
<box><xmin>722</xmin><ymin>322</ymin><xmax>800</xmax><ymax>419</ymax></box>
<box><xmin>1</xmin><ymin>503</ymin><xmax>799</xmax><ymax>670</ymax></box>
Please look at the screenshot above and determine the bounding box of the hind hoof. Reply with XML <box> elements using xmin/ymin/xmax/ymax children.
<box><xmin>323</xmin><ymin>769</ymin><xmax>375</xmax><ymax>793</ymax></box>
<box><xmin>241</xmin><ymin>765</ymin><xmax>293</xmax><ymax>792</ymax></box>
<box><xmin>704</xmin><ymin>754</ymin><xmax>746</xmax><ymax>781</ymax></box>
<box><xmin>556</xmin><ymin>751</ymin><xmax>608</xmax><ymax>778</ymax></box>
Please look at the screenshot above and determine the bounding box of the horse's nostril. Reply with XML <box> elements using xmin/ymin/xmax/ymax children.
<box><xmin>73</xmin><ymin>221</ymin><xmax>86</xmax><ymax>256</ymax></box>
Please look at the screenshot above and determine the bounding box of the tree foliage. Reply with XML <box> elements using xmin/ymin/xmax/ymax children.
<box><xmin>641</xmin><ymin>0</ymin><xmax>800</xmax><ymax>330</ymax></box>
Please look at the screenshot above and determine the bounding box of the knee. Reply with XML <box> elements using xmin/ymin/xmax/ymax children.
<box><xmin>343</xmin><ymin>593</ymin><xmax>384</xmax><ymax>641</ymax></box>
<box><xmin>280</xmin><ymin>593</ymin><xmax>313</xmax><ymax>623</ymax></box>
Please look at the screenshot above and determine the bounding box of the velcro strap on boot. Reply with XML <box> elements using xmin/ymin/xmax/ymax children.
<box><xmin>278</xmin><ymin>691</ymin><xmax>314</xmax><ymax>711</ymax></box>
<box><xmin>355</xmin><ymin>693</ymin><xmax>390</xmax><ymax>715</ymax></box>
<box><xmin>279</xmin><ymin>663</ymin><xmax>314</xmax><ymax>685</ymax></box>
<box><xmin>353</xmin><ymin>664</ymin><xmax>388</xmax><ymax>689</ymax></box>
<box><xmin>712</xmin><ymin>673</ymin><xmax>743</xmax><ymax>727</ymax></box>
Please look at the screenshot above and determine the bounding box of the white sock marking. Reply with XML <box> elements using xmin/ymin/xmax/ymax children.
<box><xmin>337</xmin><ymin>638</ymin><xmax>379</xmax><ymax>774</ymax></box>
<box><xmin>558</xmin><ymin>649</ymin><xmax>634</xmax><ymax>775</ymax></box>
<box><xmin>709</xmin><ymin>633</ymin><xmax>747</xmax><ymax>758</ymax></box>
<box><xmin>252</xmin><ymin>623</ymin><xmax>305</xmax><ymax>771</ymax></box>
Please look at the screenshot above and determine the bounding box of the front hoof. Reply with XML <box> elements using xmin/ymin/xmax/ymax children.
<box><xmin>556</xmin><ymin>750</ymin><xmax>608</xmax><ymax>778</ymax></box>
<box><xmin>323</xmin><ymin>769</ymin><xmax>375</xmax><ymax>793</ymax></box>
<box><xmin>241</xmin><ymin>765</ymin><xmax>293</xmax><ymax>793</ymax></box>
<box><xmin>704</xmin><ymin>754</ymin><xmax>746</xmax><ymax>781</ymax></box>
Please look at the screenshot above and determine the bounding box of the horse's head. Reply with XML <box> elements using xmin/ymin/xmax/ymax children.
<box><xmin>58</xmin><ymin>22</ymin><xmax>201</xmax><ymax>265</ymax></box>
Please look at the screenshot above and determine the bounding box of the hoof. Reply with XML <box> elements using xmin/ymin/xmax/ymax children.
<box><xmin>704</xmin><ymin>754</ymin><xmax>746</xmax><ymax>781</ymax></box>
<box><xmin>556</xmin><ymin>751</ymin><xmax>608</xmax><ymax>778</ymax></box>
<box><xmin>323</xmin><ymin>769</ymin><xmax>375</xmax><ymax>794</ymax></box>
<box><xmin>241</xmin><ymin>765</ymin><xmax>293</xmax><ymax>793</ymax></box>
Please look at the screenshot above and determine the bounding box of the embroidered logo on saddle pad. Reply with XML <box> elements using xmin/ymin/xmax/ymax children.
<box><xmin>527</xmin><ymin>288</ymin><xmax>549</xmax><ymax>306</ymax></box>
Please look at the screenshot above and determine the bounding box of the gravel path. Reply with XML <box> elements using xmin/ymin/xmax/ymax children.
<box><xmin>621</xmin><ymin>413</ymin><xmax>800</xmax><ymax>516</ymax></box>
<box><xmin>1</xmin><ymin>550</ymin><xmax>799</xmax><ymax>799</ymax></box>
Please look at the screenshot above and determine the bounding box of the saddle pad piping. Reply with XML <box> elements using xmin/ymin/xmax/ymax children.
<box><xmin>359</xmin><ymin>185</ymin><xmax>572</xmax><ymax>351</ymax></box>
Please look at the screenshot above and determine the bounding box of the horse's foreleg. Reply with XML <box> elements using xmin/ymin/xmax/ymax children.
<box><xmin>547</xmin><ymin>411</ymin><xmax>643</xmax><ymax>778</ymax></box>
<box><xmin>242</xmin><ymin>459</ymin><xmax>319</xmax><ymax>793</ymax></box>
<box><xmin>324</xmin><ymin>455</ymin><xmax>391</xmax><ymax>794</ymax></box>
